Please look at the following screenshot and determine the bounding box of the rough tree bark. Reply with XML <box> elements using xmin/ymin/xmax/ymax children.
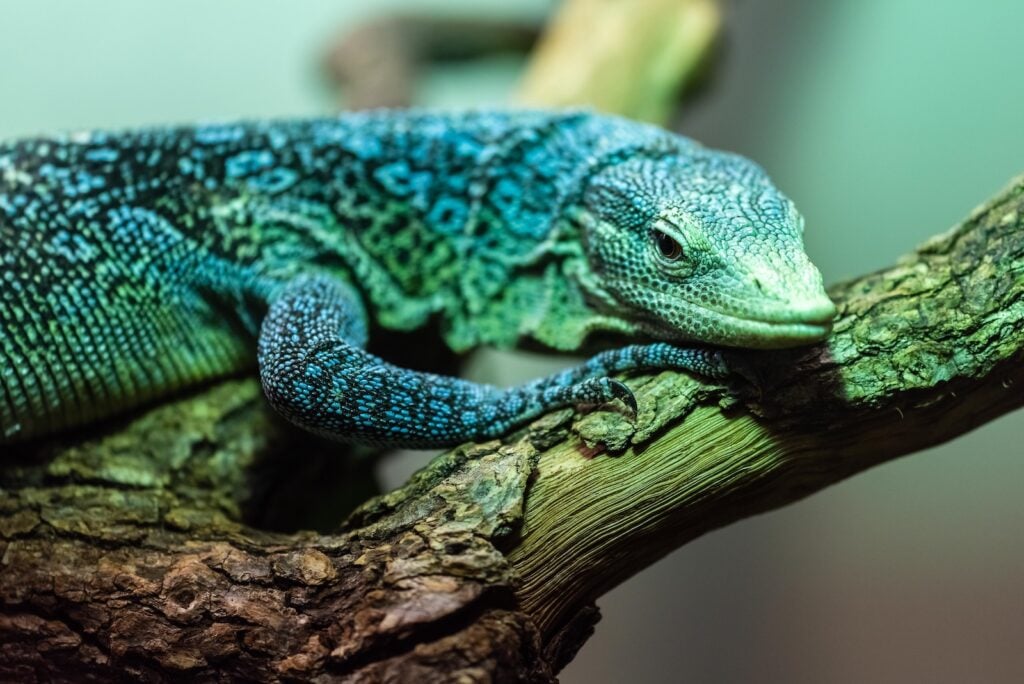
<box><xmin>3</xmin><ymin>174</ymin><xmax>1022</xmax><ymax>680</ymax></box>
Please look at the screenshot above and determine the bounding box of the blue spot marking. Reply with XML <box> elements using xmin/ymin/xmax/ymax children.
<box><xmin>84</xmin><ymin>147</ymin><xmax>119</xmax><ymax>163</ymax></box>
<box><xmin>248</xmin><ymin>168</ymin><xmax>297</xmax><ymax>193</ymax></box>
<box><xmin>373</xmin><ymin>161</ymin><xmax>432</xmax><ymax>208</ymax></box>
<box><xmin>426</xmin><ymin>196</ymin><xmax>468</xmax><ymax>235</ymax></box>
<box><xmin>226</xmin><ymin>151</ymin><xmax>275</xmax><ymax>178</ymax></box>
<box><xmin>195</xmin><ymin>124</ymin><xmax>245</xmax><ymax>145</ymax></box>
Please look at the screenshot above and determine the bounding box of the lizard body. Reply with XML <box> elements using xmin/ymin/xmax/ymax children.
<box><xmin>0</xmin><ymin>109</ymin><xmax>835</xmax><ymax>447</ymax></box>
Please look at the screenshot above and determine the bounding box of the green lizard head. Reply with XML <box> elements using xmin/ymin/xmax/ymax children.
<box><xmin>578</xmin><ymin>150</ymin><xmax>836</xmax><ymax>349</ymax></box>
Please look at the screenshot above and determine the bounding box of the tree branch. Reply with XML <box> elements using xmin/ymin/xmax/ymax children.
<box><xmin>2</xmin><ymin>176</ymin><xmax>1021</xmax><ymax>680</ymax></box>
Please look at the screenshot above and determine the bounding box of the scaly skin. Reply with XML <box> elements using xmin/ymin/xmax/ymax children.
<box><xmin>0</xmin><ymin>109</ymin><xmax>835</xmax><ymax>447</ymax></box>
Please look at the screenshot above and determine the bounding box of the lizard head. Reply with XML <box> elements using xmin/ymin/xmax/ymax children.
<box><xmin>578</xmin><ymin>149</ymin><xmax>836</xmax><ymax>349</ymax></box>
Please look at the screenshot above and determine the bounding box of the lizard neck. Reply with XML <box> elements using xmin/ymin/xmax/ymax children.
<box><xmin>446</xmin><ymin>209</ymin><xmax>638</xmax><ymax>353</ymax></box>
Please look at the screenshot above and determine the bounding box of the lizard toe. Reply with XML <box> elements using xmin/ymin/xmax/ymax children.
<box><xmin>568</xmin><ymin>377</ymin><xmax>637</xmax><ymax>415</ymax></box>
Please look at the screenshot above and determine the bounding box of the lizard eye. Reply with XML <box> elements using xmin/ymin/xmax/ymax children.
<box><xmin>651</xmin><ymin>229</ymin><xmax>684</xmax><ymax>262</ymax></box>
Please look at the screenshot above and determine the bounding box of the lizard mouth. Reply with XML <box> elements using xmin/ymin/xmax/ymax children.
<box><xmin>718</xmin><ymin>314</ymin><xmax>834</xmax><ymax>348</ymax></box>
<box><xmin>708</xmin><ymin>301</ymin><xmax>836</xmax><ymax>348</ymax></box>
<box><xmin>649</xmin><ymin>300</ymin><xmax>837</xmax><ymax>349</ymax></box>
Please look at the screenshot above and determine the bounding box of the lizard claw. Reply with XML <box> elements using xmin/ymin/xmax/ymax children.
<box><xmin>606</xmin><ymin>378</ymin><xmax>637</xmax><ymax>415</ymax></box>
<box><xmin>569</xmin><ymin>377</ymin><xmax>637</xmax><ymax>416</ymax></box>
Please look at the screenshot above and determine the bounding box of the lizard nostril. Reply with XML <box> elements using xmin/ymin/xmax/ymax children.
<box><xmin>753</xmin><ymin>277</ymin><xmax>766</xmax><ymax>294</ymax></box>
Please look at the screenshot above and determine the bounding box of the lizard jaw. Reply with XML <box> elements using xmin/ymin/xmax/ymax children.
<box><xmin>644</xmin><ymin>299</ymin><xmax>837</xmax><ymax>350</ymax></box>
<box><xmin>717</xmin><ymin>315</ymin><xmax>834</xmax><ymax>349</ymax></box>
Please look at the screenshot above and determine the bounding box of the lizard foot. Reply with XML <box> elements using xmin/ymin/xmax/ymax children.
<box><xmin>567</xmin><ymin>377</ymin><xmax>637</xmax><ymax>416</ymax></box>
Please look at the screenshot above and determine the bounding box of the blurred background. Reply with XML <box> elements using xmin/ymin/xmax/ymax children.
<box><xmin>2</xmin><ymin>1</ymin><xmax>1021</xmax><ymax>681</ymax></box>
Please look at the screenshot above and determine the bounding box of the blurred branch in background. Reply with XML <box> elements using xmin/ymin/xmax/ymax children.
<box><xmin>516</xmin><ymin>0</ymin><xmax>721</xmax><ymax>122</ymax></box>
<box><xmin>323</xmin><ymin>14</ymin><xmax>539</xmax><ymax>110</ymax></box>
<box><xmin>323</xmin><ymin>0</ymin><xmax>722</xmax><ymax>124</ymax></box>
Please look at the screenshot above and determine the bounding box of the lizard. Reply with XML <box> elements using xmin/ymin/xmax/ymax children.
<box><xmin>0</xmin><ymin>109</ymin><xmax>836</xmax><ymax>448</ymax></box>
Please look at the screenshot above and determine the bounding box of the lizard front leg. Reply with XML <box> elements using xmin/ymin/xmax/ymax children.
<box><xmin>258</xmin><ymin>275</ymin><xmax>730</xmax><ymax>448</ymax></box>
